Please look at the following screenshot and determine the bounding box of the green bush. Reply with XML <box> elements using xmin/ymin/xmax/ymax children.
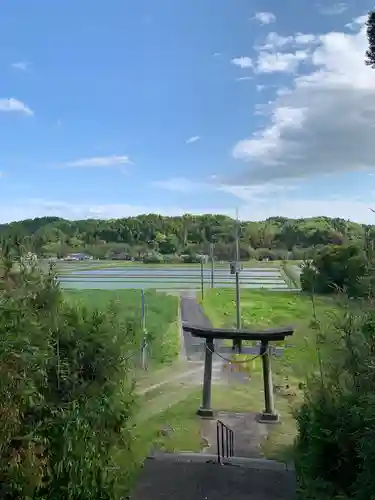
<box><xmin>0</xmin><ymin>257</ymin><xmax>139</xmax><ymax>498</ymax></box>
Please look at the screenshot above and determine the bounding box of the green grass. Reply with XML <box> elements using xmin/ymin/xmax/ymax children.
<box><xmin>64</xmin><ymin>289</ymin><xmax>180</xmax><ymax>367</ymax></box>
<box><xmin>202</xmin><ymin>288</ymin><xmax>339</xmax><ymax>380</ymax></box>
<box><xmin>134</xmin><ymin>390</ymin><xmax>203</xmax><ymax>458</ymax></box>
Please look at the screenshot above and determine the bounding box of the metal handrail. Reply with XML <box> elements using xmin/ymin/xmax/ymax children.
<box><xmin>216</xmin><ymin>420</ymin><xmax>234</xmax><ymax>464</ymax></box>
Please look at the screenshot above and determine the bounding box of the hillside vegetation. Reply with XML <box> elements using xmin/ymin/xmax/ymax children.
<box><xmin>0</xmin><ymin>214</ymin><xmax>368</xmax><ymax>261</ymax></box>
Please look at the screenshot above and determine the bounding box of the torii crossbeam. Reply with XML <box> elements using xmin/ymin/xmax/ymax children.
<box><xmin>182</xmin><ymin>324</ymin><xmax>294</xmax><ymax>423</ymax></box>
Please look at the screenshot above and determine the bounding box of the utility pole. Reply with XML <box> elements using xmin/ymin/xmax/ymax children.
<box><xmin>210</xmin><ymin>241</ymin><xmax>215</xmax><ymax>288</ymax></box>
<box><xmin>235</xmin><ymin>208</ymin><xmax>241</xmax><ymax>330</ymax></box>
<box><xmin>200</xmin><ymin>257</ymin><xmax>204</xmax><ymax>300</ymax></box>
<box><xmin>141</xmin><ymin>289</ymin><xmax>147</xmax><ymax>370</ymax></box>
<box><xmin>232</xmin><ymin>208</ymin><xmax>242</xmax><ymax>352</ymax></box>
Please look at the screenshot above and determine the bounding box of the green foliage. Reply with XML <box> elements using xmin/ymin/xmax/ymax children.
<box><xmin>0</xmin><ymin>214</ymin><xmax>367</xmax><ymax>261</ymax></box>
<box><xmin>295</xmin><ymin>307</ymin><xmax>375</xmax><ymax>499</ymax></box>
<box><xmin>301</xmin><ymin>245</ymin><xmax>368</xmax><ymax>297</ymax></box>
<box><xmin>0</xmin><ymin>258</ymin><xmax>139</xmax><ymax>498</ymax></box>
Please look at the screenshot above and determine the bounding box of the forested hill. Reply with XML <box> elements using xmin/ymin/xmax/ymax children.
<box><xmin>0</xmin><ymin>214</ymin><xmax>370</xmax><ymax>260</ymax></box>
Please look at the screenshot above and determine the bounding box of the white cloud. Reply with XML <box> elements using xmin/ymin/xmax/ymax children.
<box><xmin>185</xmin><ymin>135</ymin><xmax>200</xmax><ymax>144</ymax></box>
<box><xmin>256</xmin><ymin>50</ymin><xmax>309</xmax><ymax>73</ymax></box>
<box><xmin>154</xmin><ymin>177</ymin><xmax>297</xmax><ymax>200</ymax></box>
<box><xmin>346</xmin><ymin>14</ymin><xmax>368</xmax><ymax>30</ymax></box>
<box><xmin>11</xmin><ymin>61</ymin><xmax>30</xmax><ymax>71</ymax></box>
<box><xmin>0</xmin><ymin>98</ymin><xmax>33</xmax><ymax>116</ymax></box>
<box><xmin>64</xmin><ymin>155</ymin><xmax>132</xmax><ymax>168</ymax></box>
<box><xmin>153</xmin><ymin>178</ymin><xmax>202</xmax><ymax>193</ymax></box>
<box><xmin>295</xmin><ymin>33</ymin><xmax>318</xmax><ymax>45</ymax></box>
<box><xmin>253</xmin><ymin>12</ymin><xmax>276</xmax><ymax>25</ymax></box>
<box><xmin>258</xmin><ymin>33</ymin><xmax>294</xmax><ymax>51</ymax></box>
<box><xmin>231</xmin><ymin>56</ymin><xmax>253</xmax><ymax>69</ymax></box>
<box><xmin>318</xmin><ymin>2</ymin><xmax>347</xmax><ymax>15</ymax></box>
<box><xmin>219</xmin><ymin>182</ymin><xmax>297</xmax><ymax>201</ymax></box>
<box><xmin>232</xmin><ymin>17</ymin><xmax>375</xmax><ymax>185</ymax></box>
<box><xmin>236</xmin><ymin>76</ymin><xmax>253</xmax><ymax>81</ymax></box>
<box><xmin>255</xmin><ymin>32</ymin><xmax>319</xmax><ymax>53</ymax></box>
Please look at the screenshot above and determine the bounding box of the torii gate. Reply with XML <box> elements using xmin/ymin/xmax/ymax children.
<box><xmin>182</xmin><ymin>324</ymin><xmax>294</xmax><ymax>423</ymax></box>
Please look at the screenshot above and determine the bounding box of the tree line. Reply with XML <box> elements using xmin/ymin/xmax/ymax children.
<box><xmin>0</xmin><ymin>214</ymin><xmax>370</xmax><ymax>261</ymax></box>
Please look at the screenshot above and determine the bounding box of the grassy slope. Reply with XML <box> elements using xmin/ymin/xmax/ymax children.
<box><xmin>64</xmin><ymin>289</ymin><xmax>180</xmax><ymax>367</ymax></box>
<box><xmin>201</xmin><ymin>288</ymin><xmax>339</xmax><ymax>461</ymax></box>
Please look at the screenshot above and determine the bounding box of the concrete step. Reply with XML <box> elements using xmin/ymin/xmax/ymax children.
<box><xmin>149</xmin><ymin>451</ymin><xmax>294</xmax><ymax>471</ymax></box>
<box><xmin>131</xmin><ymin>453</ymin><xmax>296</xmax><ymax>500</ymax></box>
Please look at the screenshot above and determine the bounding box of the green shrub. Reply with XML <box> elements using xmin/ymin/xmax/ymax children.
<box><xmin>295</xmin><ymin>308</ymin><xmax>375</xmax><ymax>499</ymax></box>
<box><xmin>300</xmin><ymin>245</ymin><xmax>368</xmax><ymax>297</ymax></box>
<box><xmin>0</xmin><ymin>257</ymin><xmax>139</xmax><ymax>498</ymax></box>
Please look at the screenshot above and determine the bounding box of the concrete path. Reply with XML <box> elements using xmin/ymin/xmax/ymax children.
<box><xmin>201</xmin><ymin>411</ymin><xmax>270</xmax><ymax>459</ymax></box>
<box><xmin>131</xmin><ymin>456</ymin><xmax>296</xmax><ymax>500</ymax></box>
<box><xmin>180</xmin><ymin>292</ymin><xmax>213</xmax><ymax>362</ymax></box>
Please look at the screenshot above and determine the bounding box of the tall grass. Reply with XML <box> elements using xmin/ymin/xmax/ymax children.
<box><xmin>294</xmin><ymin>239</ymin><xmax>375</xmax><ymax>499</ymax></box>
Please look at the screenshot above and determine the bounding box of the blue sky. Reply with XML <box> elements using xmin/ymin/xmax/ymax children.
<box><xmin>1</xmin><ymin>0</ymin><xmax>375</xmax><ymax>223</ymax></box>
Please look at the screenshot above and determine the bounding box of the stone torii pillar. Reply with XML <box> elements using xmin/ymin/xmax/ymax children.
<box><xmin>258</xmin><ymin>340</ymin><xmax>278</xmax><ymax>422</ymax></box>
<box><xmin>197</xmin><ymin>337</ymin><xmax>215</xmax><ymax>418</ymax></box>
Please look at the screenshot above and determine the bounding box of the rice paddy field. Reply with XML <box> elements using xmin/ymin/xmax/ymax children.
<box><xmin>56</xmin><ymin>260</ymin><xmax>301</xmax><ymax>291</ymax></box>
